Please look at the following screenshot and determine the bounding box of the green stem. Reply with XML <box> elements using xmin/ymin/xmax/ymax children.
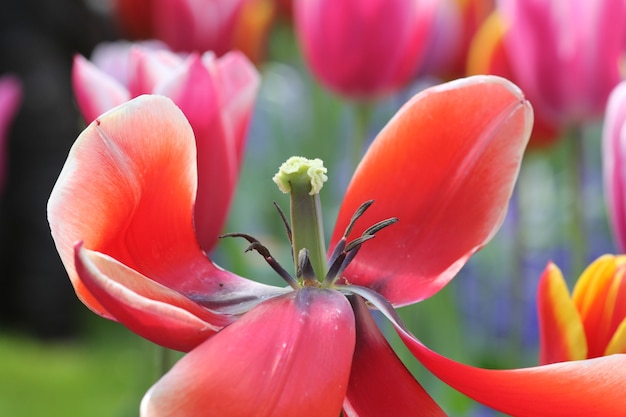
<box><xmin>567</xmin><ymin>126</ymin><xmax>586</xmax><ymax>276</ymax></box>
<box><xmin>351</xmin><ymin>102</ymin><xmax>374</xmax><ymax>169</ymax></box>
<box><xmin>289</xmin><ymin>181</ymin><xmax>328</xmax><ymax>280</ymax></box>
<box><xmin>157</xmin><ymin>346</ymin><xmax>174</xmax><ymax>377</ymax></box>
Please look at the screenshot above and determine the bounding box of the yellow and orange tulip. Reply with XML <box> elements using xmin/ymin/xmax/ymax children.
<box><xmin>537</xmin><ymin>255</ymin><xmax>626</xmax><ymax>364</ymax></box>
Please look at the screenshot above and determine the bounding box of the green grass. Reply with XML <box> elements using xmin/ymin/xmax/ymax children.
<box><xmin>0</xmin><ymin>317</ymin><xmax>167</xmax><ymax>417</ymax></box>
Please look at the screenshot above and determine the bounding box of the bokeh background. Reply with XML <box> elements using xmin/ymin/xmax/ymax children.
<box><xmin>0</xmin><ymin>0</ymin><xmax>621</xmax><ymax>416</ymax></box>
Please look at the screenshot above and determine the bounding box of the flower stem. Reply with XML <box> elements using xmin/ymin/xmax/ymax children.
<box><xmin>567</xmin><ymin>125</ymin><xmax>586</xmax><ymax>276</ymax></box>
<box><xmin>351</xmin><ymin>101</ymin><xmax>374</xmax><ymax>169</ymax></box>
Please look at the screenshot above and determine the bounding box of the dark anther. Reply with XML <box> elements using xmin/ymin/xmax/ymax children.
<box><xmin>328</xmin><ymin>200</ymin><xmax>374</xmax><ymax>266</ymax></box>
<box><xmin>296</xmin><ymin>248</ymin><xmax>317</xmax><ymax>284</ymax></box>
<box><xmin>362</xmin><ymin>217</ymin><xmax>399</xmax><ymax>237</ymax></box>
<box><xmin>273</xmin><ymin>202</ymin><xmax>293</xmax><ymax>246</ymax></box>
<box><xmin>344</xmin><ymin>200</ymin><xmax>374</xmax><ymax>237</ymax></box>
<box><xmin>324</xmin><ymin>200</ymin><xmax>398</xmax><ymax>286</ymax></box>
<box><xmin>220</xmin><ymin>232</ymin><xmax>300</xmax><ymax>289</ymax></box>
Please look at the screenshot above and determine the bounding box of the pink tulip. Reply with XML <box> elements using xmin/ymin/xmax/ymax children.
<box><xmin>293</xmin><ymin>0</ymin><xmax>438</xmax><ymax>99</ymax></box>
<box><xmin>0</xmin><ymin>75</ymin><xmax>22</xmax><ymax>194</ymax></box>
<box><xmin>112</xmin><ymin>0</ymin><xmax>274</xmax><ymax>61</ymax></box>
<box><xmin>498</xmin><ymin>0</ymin><xmax>626</xmax><ymax>127</ymax></box>
<box><xmin>71</xmin><ymin>43</ymin><xmax>260</xmax><ymax>254</ymax></box>
<box><xmin>603</xmin><ymin>80</ymin><xmax>626</xmax><ymax>252</ymax></box>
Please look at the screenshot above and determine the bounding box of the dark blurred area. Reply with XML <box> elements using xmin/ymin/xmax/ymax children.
<box><xmin>0</xmin><ymin>0</ymin><xmax>116</xmax><ymax>340</ymax></box>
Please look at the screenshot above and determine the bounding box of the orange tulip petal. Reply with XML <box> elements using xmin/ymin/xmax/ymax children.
<box><xmin>331</xmin><ymin>75</ymin><xmax>532</xmax><ymax>306</ymax></box>
<box><xmin>75</xmin><ymin>244</ymin><xmax>230</xmax><ymax>351</ymax></box>
<box><xmin>606</xmin><ymin>318</ymin><xmax>626</xmax><ymax>355</ymax></box>
<box><xmin>140</xmin><ymin>288</ymin><xmax>355</xmax><ymax>417</ymax></box>
<box><xmin>536</xmin><ymin>262</ymin><xmax>587</xmax><ymax>364</ymax></box>
<box><xmin>572</xmin><ymin>255</ymin><xmax>626</xmax><ymax>358</ymax></box>
<box><xmin>343</xmin><ymin>295</ymin><xmax>447</xmax><ymax>417</ymax></box>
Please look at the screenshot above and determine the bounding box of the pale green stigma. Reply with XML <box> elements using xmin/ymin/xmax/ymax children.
<box><xmin>272</xmin><ymin>156</ymin><xmax>328</xmax><ymax>196</ymax></box>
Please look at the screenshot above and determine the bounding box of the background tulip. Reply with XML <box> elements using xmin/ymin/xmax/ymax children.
<box><xmin>0</xmin><ymin>75</ymin><xmax>22</xmax><ymax>195</ymax></box>
<box><xmin>537</xmin><ymin>256</ymin><xmax>626</xmax><ymax>365</ymax></box>
<box><xmin>604</xmin><ymin>80</ymin><xmax>626</xmax><ymax>253</ymax></box>
<box><xmin>497</xmin><ymin>0</ymin><xmax>626</xmax><ymax>127</ymax></box>
<box><xmin>293</xmin><ymin>0</ymin><xmax>438</xmax><ymax>99</ymax></box>
<box><xmin>112</xmin><ymin>0</ymin><xmax>275</xmax><ymax>62</ymax></box>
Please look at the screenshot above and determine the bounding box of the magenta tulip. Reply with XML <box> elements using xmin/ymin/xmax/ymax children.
<box><xmin>0</xmin><ymin>75</ymin><xmax>22</xmax><ymax>194</ymax></box>
<box><xmin>498</xmin><ymin>0</ymin><xmax>626</xmax><ymax>127</ymax></box>
<box><xmin>112</xmin><ymin>0</ymin><xmax>275</xmax><ymax>61</ymax></box>
<box><xmin>603</xmin><ymin>80</ymin><xmax>626</xmax><ymax>252</ymax></box>
<box><xmin>293</xmin><ymin>0</ymin><xmax>437</xmax><ymax>99</ymax></box>
<box><xmin>72</xmin><ymin>42</ymin><xmax>260</xmax><ymax>253</ymax></box>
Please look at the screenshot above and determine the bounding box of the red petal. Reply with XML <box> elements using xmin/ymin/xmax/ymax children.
<box><xmin>536</xmin><ymin>262</ymin><xmax>587</xmax><ymax>364</ymax></box>
<box><xmin>75</xmin><ymin>244</ymin><xmax>231</xmax><ymax>351</ymax></box>
<box><xmin>71</xmin><ymin>54</ymin><xmax>130</xmax><ymax>123</ymax></box>
<box><xmin>356</xmin><ymin>285</ymin><xmax>626</xmax><ymax>417</ymax></box>
<box><xmin>141</xmin><ymin>288</ymin><xmax>355</xmax><ymax>417</ymax></box>
<box><xmin>402</xmin><ymin>334</ymin><xmax>626</xmax><ymax>417</ymax></box>
<box><xmin>331</xmin><ymin>75</ymin><xmax>532</xmax><ymax>306</ymax></box>
<box><xmin>343</xmin><ymin>296</ymin><xmax>447</xmax><ymax>417</ymax></box>
<box><xmin>48</xmin><ymin>95</ymin><xmax>273</xmax><ymax>317</ymax></box>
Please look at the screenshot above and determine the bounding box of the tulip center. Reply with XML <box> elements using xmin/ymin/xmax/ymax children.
<box><xmin>221</xmin><ymin>157</ymin><xmax>397</xmax><ymax>289</ymax></box>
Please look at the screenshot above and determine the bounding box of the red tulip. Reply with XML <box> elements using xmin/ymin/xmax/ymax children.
<box><xmin>72</xmin><ymin>43</ymin><xmax>260</xmax><ymax>253</ymax></box>
<box><xmin>537</xmin><ymin>256</ymin><xmax>626</xmax><ymax>364</ymax></box>
<box><xmin>48</xmin><ymin>76</ymin><xmax>621</xmax><ymax>415</ymax></box>
<box><xmin>0</xmin><ymin>75</ymin><xmax>22</xmax><ymax>195</ymax></box>
<box><xmin>293</xmin><ymin>0</ymin><xmax>438</xmax><ymax>99</ymax></box>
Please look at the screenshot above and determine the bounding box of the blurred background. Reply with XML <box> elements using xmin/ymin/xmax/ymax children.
<box><xmin>0</xmin><ymin>0</ymin><xmax>622</xmax><ymax>416</ymax></box>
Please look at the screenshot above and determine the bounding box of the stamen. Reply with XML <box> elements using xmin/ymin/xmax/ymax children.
<box><xmin>219</xmin><ymin>233</ymin><xmax>300</xmax><ymax>290</ymax></box>
<box><xmin>324</xmin><ymin>202</ymin><xmax>399</xmax><ymax>287</ymax></box>
<box><xmin>273</xmin><ymin>201</ymin><xmax>292</xmax><ymax>246</ymax></box>
<box><xmin>362</xmin><ymin>217</ymin><xmax>399</xmax><ymax>236</ymax></box>
<box><xmin>344</xmin><ymin>200</ymin><xmax>374</xmax><ymax>237</ymax></box>
<box><xmin>328</xmin><ymin>199</ymin><xmax>373</xmax><ymax>266</ymax></box>
<box><xmin>296</xmin><ymin>248</ymin><xmax>318</xmax><ymax>285</ymax></box>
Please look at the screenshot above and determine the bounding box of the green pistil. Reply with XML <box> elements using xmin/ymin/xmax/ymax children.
<box><xmin>273</xmin><ymin>157</ymin><xmax>328</xmax><ymax>283</ymax></box>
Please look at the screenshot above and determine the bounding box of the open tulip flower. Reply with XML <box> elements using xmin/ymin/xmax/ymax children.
<box><xmin>72</xmin><ymin>42</ymin><xmax>260</xmax><ymax>253</ymax></box>
<box><xmin>48</xmin><ymin>75</ymin><xmax>626</xmax><ymax>416</ymax></box>
<box><xmin>537</xmin><ymin>255</ymin><xmax>626</xmax><ymax>365</ymax></box>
